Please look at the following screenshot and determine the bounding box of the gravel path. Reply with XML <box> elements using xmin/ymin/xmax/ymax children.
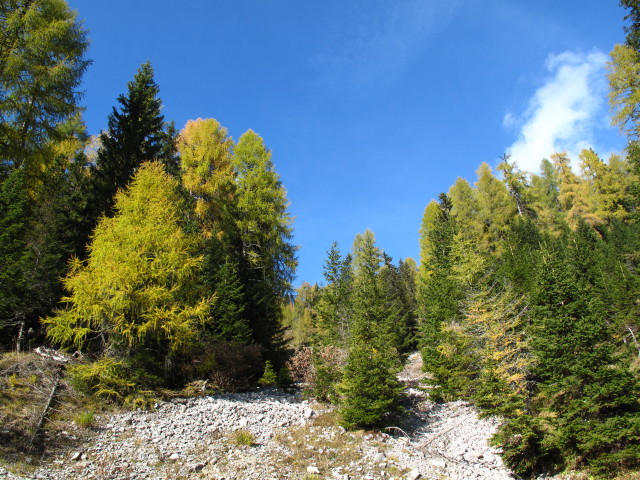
<box><xmin>0</xmin><ymin>353</ymin><xmax>515</xmax><ymax>480</ymax></box>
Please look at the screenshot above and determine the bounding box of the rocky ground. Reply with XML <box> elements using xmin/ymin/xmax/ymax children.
<box><xmin>0</xmin><ymin>353</ymin><xmax>515</xmax><ymax>480</ymax></box>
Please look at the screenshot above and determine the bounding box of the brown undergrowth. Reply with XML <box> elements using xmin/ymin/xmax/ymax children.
<box><xmin>0</xmin><ymin>352</ymin><xmax>111</xmax><ymax>471</ymax></box>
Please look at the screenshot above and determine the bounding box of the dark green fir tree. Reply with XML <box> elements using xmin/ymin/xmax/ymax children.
<box><xmin>91</xmin><ymin>62</ymin><xmax>178</xmax><ymax>219</ymax></box>
<box><xmin>338</xmin><ymin>230</ymin><xmax>403</xmax><ymax>429</ymax></box>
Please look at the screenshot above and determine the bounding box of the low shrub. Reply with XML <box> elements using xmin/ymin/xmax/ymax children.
<box><xmin>231</xmin><ymin>429</ymin><xmax>255</xmax><ymax>446</ymax></box>
<box><xmin>286</xmin><ymin>346</ymin><xmax>312</xmax><ymax>383</ymax></box>
<box><xmin>258</xmin><ymin>361</ymin><xmax>277</xmax><ymax>386</ymax></box>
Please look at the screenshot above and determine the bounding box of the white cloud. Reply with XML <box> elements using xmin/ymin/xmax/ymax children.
<box><xmin>504</xmin><ymin>50</ymin><xmax>609</xmax><ymax>173</ymax></box>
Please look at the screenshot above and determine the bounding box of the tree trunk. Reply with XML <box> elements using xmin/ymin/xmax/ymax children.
<box><xmin>16</xmin><ymin>320</ymin><xmax>24</xmax><ymax>353</ymax></box>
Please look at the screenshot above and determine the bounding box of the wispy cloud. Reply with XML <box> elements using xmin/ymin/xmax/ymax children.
<box><xmin>504</xmin><ymin>50</ymin><xmax>609</xmax><ymax>173</ymax></box>
<box><xmin>313</xmin><ymin>0</ymin><xmax>461</xmax><ymax>89</ymax></box>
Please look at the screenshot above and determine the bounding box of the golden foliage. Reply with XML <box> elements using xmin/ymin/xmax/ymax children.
<box><xmin>45</xmin><ymin>161</ymin><xmax>210</xmax><ymax>354</ymax></box>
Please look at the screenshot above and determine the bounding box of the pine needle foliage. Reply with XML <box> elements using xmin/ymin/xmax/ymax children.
<box><xmin>45</xmin><ymin>161</ymin><xmax>210</xmax><ymax>358</ymax></box>
<box><xmin>0</xmin><ymin>0</ymin><xmax>90</xmax><ymax>172</ymax></box>
<box><xmin>91</xmin><ymin>62</ymin><xmax>177</xmax><ymax>218</ymax></box>
<box><xmin>338</xmin><ymin>230</ymin><xmax>404</xmax><ymax>429</ymax></box>
<box><xmin>338</xmin><ymin>344</ymin><xmax>404</xmax><ymax>430</ymax></box>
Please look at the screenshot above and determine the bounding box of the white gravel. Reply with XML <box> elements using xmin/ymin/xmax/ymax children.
<box><xmin>0</xmin><ymin>353</ymin><xmax>516</xmax><ymax>480</ymax></box>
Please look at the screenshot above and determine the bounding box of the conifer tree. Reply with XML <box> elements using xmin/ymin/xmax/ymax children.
<box><xmin>45</xmin><ymin>162</ymin><xmax>209</xmax><ymax>377</ymax></box>
<box><xmin>579</xmin><ymin>149</ymin><xmax>636</xmax><ymax>223</ymax></box>
<box><xmin>474</xmin><ymin>162</ymin><xmax>516</xmax><ymax>254</ymax></box>
<box><xmin>177</xmin><ymin>118</ymin><xmax>251</xmax><ymax>345</ymax></box>
<box><xmin>497</xmin><ymin>156</ymin><xmax>532</xmax><ymax>217</ymax></box>
<box><xmin>499</xmin><ymin>222</ymin><xmax>640</xmax><ymax>475</ymax></box>
<box><xmin>378</xmin><ymin>254</ymin><xmax>417</xmax><ymax>355</ymax></box>
<box><xmin>232</xmin><ymin>130</ymin><xmax>297</xmax><ymax>352</ymax></box>
<box><xmin>607</xmin><ymin>43</ymin><xmax>640</xmax><ymax>141</ymax></box>
<box><xmin>621</xmin><ymin>0</ymin><xmax>640</xmax><ymax>51</ymax></box>
<box><xmin>205</xmin><ymin>257</ymin><xmax>251</xmax><ymax>344</ymax></box>
<box><xmin>468</xmin><ymin>283</ymin><xmax>530</xmax><ymax>417</ymax></box>
<box><xmin>91</xmin><ymin>62</ymin><xmax>177</xmax><ymax>219</ymax></box>
<box><xmin>0</xmin><ymin>0</ymin><xmax>89</xmax><ymax>175</ymax></box>
<box><xmin>315</xmin><ymin>241</ymin><xmax>353</xmax><ymax>346</ymax></box>
<box><xmin>281</xmin><ymin>282</ymin><xmax>318</xmax><ymax>347</ymax></box>
<box><xmin>0</xmin><ymin>169</ymin><xmax>33</xmax><ymax>349</ymax></box>
<box><xmin>529</xmin><ymin>158</ymin><xmax>562</xmax><ymax>230</ymax></box>
<box><xmin>418</xmin><ymin>194</ymin><xmax>461</xmax><ymax>378</ymax></box>
<box><xmin>0</xmin><ymin>142</ymin><xmax>90</xmax><ymax>350</ymax></box>
<box><xmin>338</xmin><ymin>230</ymin><xmax>403</xmax><ymax>429</ymax></box>
<box><xmin>448</xmin><ymin>177</ymin><xmax>480</xmax><ymax>238</ymax></box>
<box><xmin>553</xmin><ymin>152</ymin><xmax>592</xmax><ymax>227</ymax></box>
<box><xmin>178</xmin><ymin>118</ymin><xmax>235</xmax><ymax>237</ymax></box>
<box><xmin>607</xmin><ymin>37</ymin><xmax>640</xmax><ymax>215</ymax></box>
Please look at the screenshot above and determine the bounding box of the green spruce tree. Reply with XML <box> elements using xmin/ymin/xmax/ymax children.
<box><xmin>338</xmin><ymin>230</ymin><xmax>403</xmax><ymax>429</ymax></box>
<box><xmin>232</xmin><ymin>130</ymin><xmax>297</xmax><ymax>355</ymax></box>
<box><xmin>91</xmin><ymin>62</ymin><xmax>177</xmax><ymax>219</ymax></box>
<box><xmin>315</xmin><ymin>241</ymin><xmax>353</xmax><ymax>347</ymax></box>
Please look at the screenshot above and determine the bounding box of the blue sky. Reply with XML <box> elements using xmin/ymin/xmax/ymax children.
<box><xmin>68</xmin><ymin>0</ymin><xmax>628</xmax><ymax>287</ymax></box>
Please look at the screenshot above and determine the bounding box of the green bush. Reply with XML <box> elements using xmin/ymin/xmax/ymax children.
<box><xmin>231</xmin><ymin>429</ymin><xmax>255</xmax><ymax>446</ymax></box>
<box><xmin>69</xmin><ymin>356</ymin><xmax>157</xmax><ymax>408</ymax></box>
<box><xmin>276</xmin><ymin>365</ymin><xmax>293</xmax><ymax>389</ymax></box>
<box><xmin>491</xmin><ymin>415</ymin><xmax>561</xmax><ymax>477</ymax></box>
<box><xmin>258</xmin><ymin>360</ymin><xmax>277</xmax><ymax>386</ymax></box>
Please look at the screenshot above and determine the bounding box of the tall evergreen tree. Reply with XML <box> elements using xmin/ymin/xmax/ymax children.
<box><xmin>0</xmin><ymin>169</ymin><xmax>33</xmax><ymax>349</ymax></box>
<box><xmin>0</xmin><ymin>121</ymin><xmax>90</xmax><ymax>351</ymax></box>
<box><xmin>499</xmin><ymin>222</ymin><xmax>640</xmax><ymax>476</ymax></box>
<box><xmin>177</xmin><ymin>118</ymin><xmax>251</xmax><ymax>344</ymax></box>
<box><xmin>378</xmin><ymin>254</ymin><xmax>417</xmax><ymax>356</ymax></box>
<box><xmin>232</xmin><ymin>129</ymin><xmax>297</xmax><ymax>353</ymax></box>
<box><xmin>91</xmin><ymin>62</ymin><xmax>177</xmax><ymax>219</ymax></box>
<box><xmin>621</xmin><ymin>0</ymin><xmax>640</xmax><ymax>51</ymax></box>
<box><xmin>418</xmin><ymin>194</ymin><xmax>461</xmax><ymax>377</ymax></box>
<box><xmin>315</xmin><ymin>241</ymin><xmax>353</xmax><ymax>347</ymax></box>
<box><xmin>338</xmin><ymin>230</ymin><xmax>403</xmax><ymax>429</ymax></box>
<box><xmin>204</xmin><ymin>252</ymin><xmax>251</xmax><ymax>345</ymax></box>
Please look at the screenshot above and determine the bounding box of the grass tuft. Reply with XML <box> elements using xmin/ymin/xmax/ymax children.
<box><xmin>74</xmin><ymin>410</ymin><xmax>94</xmax><ymax>428</ymax></box>
<box><xmin>230</xmin><ymin>429</ymin><xmax>255</xmax><ymax>446</ymax></box>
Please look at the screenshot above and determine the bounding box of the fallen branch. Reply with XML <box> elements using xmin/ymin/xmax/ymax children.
<box><xmin>383</xmin><ymin>426</ymin><xmax>411</xmax><ymax>439</ymax></box>
<box><xmin>421</xmin><ymin>417</ymin><xmax>467</xmax><ymax>450</ymax></box>
<box><xmin>29</xmin><ymin>365</ymin><xmax>63</xmax><ymax>451</ymax></box>
<box><xmin>34</xmin><ymin>347</ymin><xmax>70</xmax><ymax>364</ymax></box>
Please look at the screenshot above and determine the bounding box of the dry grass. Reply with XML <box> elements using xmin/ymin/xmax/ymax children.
<box><xmin>271</xmin><ymin>417</ymin><xmax>407</xmax><ymax>479</ymax></box>
<box><xmin>0</xmin><ymin>352</ymin><xmax>114</xmax><ymax>470</ymax></box>
<box><xmin>272</xmin><ymin>424</ymin><xmax>364</xmax><ymax>474</ymax></box>
<box><xmin>309</xmin><ymin>408</ymin><xmax>340</xmax><ymax>427</ymax></box>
